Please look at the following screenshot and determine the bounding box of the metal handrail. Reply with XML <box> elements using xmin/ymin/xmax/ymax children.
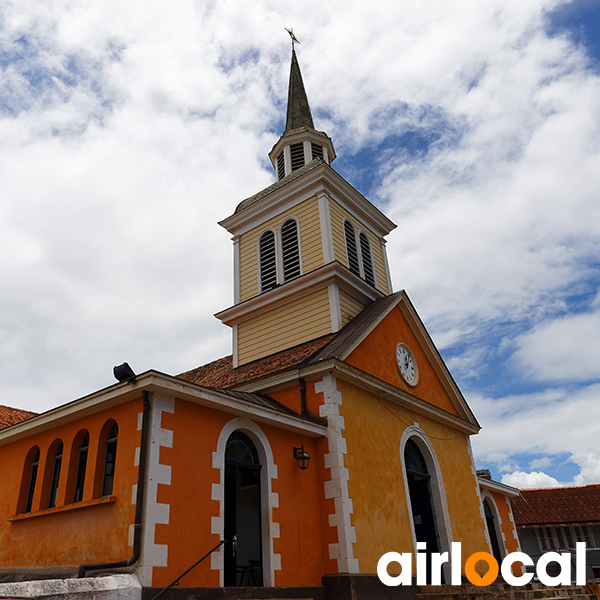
<box><xmin>149</xmin><ymin>539</ymin><xmax>226</xmax><ymax>600</ymax></box>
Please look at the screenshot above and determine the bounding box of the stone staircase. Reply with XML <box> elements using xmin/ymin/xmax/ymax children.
<box><xmin>416</xmin><ymin>581</ymin><xmax>599</xmax><ymax>600</ymax></box>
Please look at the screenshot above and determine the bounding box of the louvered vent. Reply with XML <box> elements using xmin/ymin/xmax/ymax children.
<box><xmin>290</xmin><ymin>143</ymin><xmax>305</xmax><ymax>172</ymax></box>
<box><xmin>259</xmin><ymin>230</ymin><xmax>277</xmax><ymax>292</ymax></box>
<box><xmin>311</xmin><ymin>143</ymin><xmax>323</xmax><ymax>160</ymax></box>
<box><xmin>276</xmin><ymin>152</ymin><xmax>285</xmax><ymax>180</ymax></box>
<box><xmin>281</xmin><ymin>219</ymin><xmax>301</xmax><ymax>281</ymax></box>
<box><xmin>344</xmin><ymin>220</ymin><xmax>361</xmax><ymax>277</ymax></box>
<box><xmin>359</xmin><ymin>232</ymin><xmax>375</xmax><ymax>286</ymax></box>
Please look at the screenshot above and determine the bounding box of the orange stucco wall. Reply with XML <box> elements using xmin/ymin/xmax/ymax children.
<box><xmin>0</xmin><ymin>399</ymin><xmax>141</xmax><ymax>570</ymax></box>
<box><xmin>346</xmin><ymin>306</ymin><xmax>460</xmax><ymax>417</ymax></box>
<box><xmin>150</xmin><ymin>397</ymin><xmax>329</xmax><ymax>588</ymax></box>
<box><xmin>335</xmin><ymin>377</ymin><xmax>489</xmax><ymax>575</ymax></box>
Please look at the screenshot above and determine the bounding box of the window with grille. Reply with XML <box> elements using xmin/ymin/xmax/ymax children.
<box><xmin>290</xmin><ymin>143</ymin><xmax>304</xmax><ymax>172</ymax></box>
<box><xmin>276</xmin><ymin>152</ymin><xmax>285</xmax><ymax>180</ymax></box>
<box><xmin>344</xmin><ymin>220</ymin><xmax>361</xmax><ymax>277</ymax></box>
<box><xmin>48</xmin><ymin>442</ymin><xmax>63</xmax><ymax>508</ymax></box>
<box><xmin>74</xmin><ymin>433</ymin><xmax>89</xmax><ymax>503</ymax></box>
<box><xmin>102</xmin><ymin>424</ymin><xmax>118</xmax><ymax>497</ymax></box>
<box><xmin>24</xmin><ymin>447</ymin><xmax>40</xmax><ymax>513</ymax></box>
<box><xmin>281</xmin><ymin>219</ymin><xmax>301</xmax><ymax>281</ymax></box>
<box><xmin>259</xmin><ymin>230</ymin><xmax>277</xmax><ymax>292</ymax></box>
<box><xmin>536</xmin><ymin>525</ymin><xmax>596</xmax><ymax>551</ymax></box>
<box><xmin>359</xmin><ymin>232</ymin><xmax>376</xmax><ymax>286</ymax></box>
<box><xmin>311</xmin><ymin>143</ymin><xmax>323</xmax><ymax>160</ymax></box>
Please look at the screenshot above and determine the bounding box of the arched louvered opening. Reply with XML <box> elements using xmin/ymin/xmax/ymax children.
<box><xmin>102</xmin><ymin>424</ymin><xmax>118</xmax><ymax>497</ymax></box>
<box><xmin>281</xmin><ymin>219</ymin><xmax>301</xmax><ymax>282</ymax></box>
<box><xmin>311</xmin><ymin>143</ymin><xmax>323</xmax><ymax>160</ymax></box>
<box><xmin>290</xmin><ymin>142</ymin><xmax>304</xmax><ymax>172</ymax></box>
<box><xmin>344</xmin><ymin>220</ymin><xmax>360</xmax><ymax>277</ymax></box>
<box><xmin>259</xmin><ymin>230</ymin><xmax>277</xmax><ymax>292</ymax></box>
<box><xmin>484</xmin><ymin>498</ymin><xmax>503</xmax><ymax>563</ymax></box>
<box><xmin>359</xmin><ymin>232</ymin><xmax>376</xmax><ymax>286</ymax></box>
<box><xmin>74</xmin><ymin>433</ymin><xmax>89</xmax><ymax>503</ymax></box>
<box><xmin>276</xmin><ymin>152</ymin><xmax>285</xmax><ymax>180</ymax></box>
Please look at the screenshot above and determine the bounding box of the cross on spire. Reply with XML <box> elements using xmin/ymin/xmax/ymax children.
<box><xmin>284</xmin><ymin>27</ymin><xmax>300</xmax><ymax>50</ymax></box>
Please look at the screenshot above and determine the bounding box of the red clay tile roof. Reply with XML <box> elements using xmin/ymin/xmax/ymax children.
<box><xmin>177</xmin><ymin>334</ymin><xmax>336</xmax><ymax>388</ymax></box>
<box><xmin>0</xmin><ymin>405</ymin><xmax>38</xmax><ymax>430</ymax></box>
<box><xmin>511</xmin><ymin>485</ymin><xmax>600</xmax><ymax>528</ymax></box>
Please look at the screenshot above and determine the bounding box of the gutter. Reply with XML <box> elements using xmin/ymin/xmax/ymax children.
<box><xmin>78</xmin><ymin>390</ymin><xmax>151</xmax><ymax>578</ymax></box>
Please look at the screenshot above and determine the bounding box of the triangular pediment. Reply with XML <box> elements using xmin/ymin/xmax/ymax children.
<box><xmin>309</xmin><ymin>291</ymin><xmax>479</xmax><ymax>427</ymax></box>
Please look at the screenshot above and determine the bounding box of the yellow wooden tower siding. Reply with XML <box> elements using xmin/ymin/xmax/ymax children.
<box><xmin>216</xmin><ymin>50</ymin><xmax>396</xmax><ymax>367</ymax></box>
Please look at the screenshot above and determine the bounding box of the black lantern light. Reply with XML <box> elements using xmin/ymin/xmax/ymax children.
<box><xmin>293</xmin><ymin>445</ymin><xmax>310</xmax><ymax>470</ymax></box>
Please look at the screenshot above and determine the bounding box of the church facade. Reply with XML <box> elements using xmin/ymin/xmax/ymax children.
<box><xmin>0</xmin><ymin>50</ymin><xmax>520</xmax><ymax>598</ymax></box>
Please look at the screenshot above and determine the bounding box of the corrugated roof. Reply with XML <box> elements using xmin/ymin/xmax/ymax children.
<box><xmin>511</xmin><ymin>485</ymin><xmax>600</xmax><ymax>527</ymax></box>
<box><xmin>0</xmin><ymin>405</ymin><xmax>38</xmax><ymax>430</ymax></box>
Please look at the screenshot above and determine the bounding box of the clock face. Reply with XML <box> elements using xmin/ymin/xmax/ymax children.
<box><xmin>396</xmin><ymin>344</ymin><xmax>418</xmax><ymax>386</ymax></box>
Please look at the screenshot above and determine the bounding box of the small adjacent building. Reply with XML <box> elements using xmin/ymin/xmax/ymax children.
<box><xmin>0</xmin><ymin>49</ymin><xmax>522</xmax><ymax>599</ymax></box>
<box><xmin>511</xmin><ymin>484</ymin><xmax>600</xmax><ymax>580</ymax></box>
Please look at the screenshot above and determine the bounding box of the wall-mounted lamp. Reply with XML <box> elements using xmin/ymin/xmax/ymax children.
<box><xmin>114</xmin><ymin>362</ymin><xmax>136</xmax><ymax>382</ymax></box>
<box><xmin>293</xmin><ymin>445</ymin><xmax>311</xmax><ymax>470</ymax></box>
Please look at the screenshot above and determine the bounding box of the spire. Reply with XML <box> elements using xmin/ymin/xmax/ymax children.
<box><xmin>285</xmin><ymin>49</ymin><xmax>314</xmax><ymax>132</ymax></box>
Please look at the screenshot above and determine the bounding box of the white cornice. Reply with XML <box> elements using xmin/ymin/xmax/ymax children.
<box><xmin>0</xmin><ymin>371</ymin><xmax>327</xmax><ymax>446</ymax></box>
<box><xmin>478</xmin><ymin>477</ymin><xmax>520</xmax><ymax>497</ymax></box>
<box><xmin>220</xmin><ymin>164</ymin><xmax>395</xmax><ymax>238</ymax></box>
<box><xmin>234</xmin><ymin>359</ymin><xmax>480</xmax><ymax>435</ymax></box>
<box><xmin>214</xmin><ymin>261</ymin><xmax>384</xmax><ymax>326</ymax></box>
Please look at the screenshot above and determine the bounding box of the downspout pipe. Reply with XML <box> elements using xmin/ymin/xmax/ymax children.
<box><xmin>78</xmin><ymin>390</ymin><xmax>151</xmax><ymax>578</ymax></box>
<box><xmin>299</xmin><ymin>377</ymin><xmax>307</xmax><ymax>416</ymax></box>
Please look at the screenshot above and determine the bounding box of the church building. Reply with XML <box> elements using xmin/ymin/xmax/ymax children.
<box><xmin>0</xmin><ymin>49</ymin><xmax>521</xmax><ymax>600</ymax></box>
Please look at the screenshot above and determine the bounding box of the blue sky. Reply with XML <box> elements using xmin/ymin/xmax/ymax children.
<box><xmin>1</xmin><ymin>0</ymin><xmax>599</xmax><ymax>489</ymax></box>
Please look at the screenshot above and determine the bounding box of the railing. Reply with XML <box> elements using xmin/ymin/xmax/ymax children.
<box><xmin>149</xmin><ymin>539</ymin><xmax>226</xmax><ymax>600</ymax></box>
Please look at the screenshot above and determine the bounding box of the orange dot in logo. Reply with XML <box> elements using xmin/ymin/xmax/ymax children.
<box><xmin>464</xmin><ymin>552</ymin><xmax>499</xmax><ymax>586</ymax></box>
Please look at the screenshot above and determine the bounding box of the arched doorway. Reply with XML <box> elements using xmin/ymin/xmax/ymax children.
<box><xmin>224</xmin><ymin>431</ymin><xmax>263</xmax><ymax>587</ymax></box>
<box><xmin>483</xmin><ymin>497</ymin><xmax>503</xmax><ymax>563</ymax></box>
<box><xmin>404</xmin><ymin>439</ymin><xmax>440</xmax><ymax>557</ymax></box>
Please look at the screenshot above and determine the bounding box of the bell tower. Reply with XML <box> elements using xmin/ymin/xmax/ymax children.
<box><xmin>216</xmin><ymin>49</ymin><xmax>396</xmax><ymax>367</ymax></box>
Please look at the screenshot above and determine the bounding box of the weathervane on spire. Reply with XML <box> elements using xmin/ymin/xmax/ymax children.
<box><xmin>285</xmin><ymin>27</ymin><xmax>300</xmax><ymax>50</ymax></box>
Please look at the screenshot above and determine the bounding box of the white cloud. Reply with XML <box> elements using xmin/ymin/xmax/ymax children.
<box><xmin>529</xmin><ymin>456</ymin><xmax>553</xmax><ymax>469</ymax></box>
<box><xmin>502</xmin><ymin>470</ymin><xmax>561</xmax><ymax>488</ymax></box>
<box><xmin>512</xmin><ymin>307</ymin><xmax>600</xmax><ymax>382</ymax></box>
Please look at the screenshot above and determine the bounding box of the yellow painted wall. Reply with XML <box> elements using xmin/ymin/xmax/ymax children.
<box><xmin>238</xmin><ymin>288</ymin><xmax>331</xmax><ymax>365</ymax></box>
<box><xmin>329</xmin><ymin>200</ymin><xmax>390</xmax><ymax>295</ymax></box>
<box><xmin>238</xmin><ymin>196</ymin><xmax>322</xmax><ymax>302</ymax></box>
<box><xmin>339</xmin><ymin>288</ymin><xmax>368</xmax><ymax>327</ymax></box>
<box><xmin>336</xmin><ymin>377</ymin><xmax>489</xmax><ymax>575</ymax></box>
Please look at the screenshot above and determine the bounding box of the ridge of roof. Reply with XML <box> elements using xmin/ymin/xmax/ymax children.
<box><xmin>303</xmin><ymin>292</ymin><xmax>403</xmax><ymax>364</ymax></box>
<box><xmin>235</xmin><ymin>158</ymin><xmax>324</xmax><ymax>214</ymax></box>
<box><xmin>0</xmin><ymin>405</ymin><xmax>38</xmax><ymax>430</ymax></box>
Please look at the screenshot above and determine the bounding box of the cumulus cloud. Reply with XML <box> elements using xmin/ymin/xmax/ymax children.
<box><xmin>502</xmin><ymin>470</ymin><xmax>561</xmax><ymax>488</ymax></box>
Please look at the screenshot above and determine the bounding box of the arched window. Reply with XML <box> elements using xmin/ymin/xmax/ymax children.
<box><xmin>344</xmin><ymin>220</ymin><xmax>360</xmax><ymax>277</ymax></box>
<box><xmin>483</xmin><ymin>497</ymin><xmax>503</xmax><ymax>563</ymax></box>
<box><xmin>358</xmin><ymin>232</ymin><xmax>375</xmax><ymax>287</ymax></box>
<box><xmin>259</xmin><ymin>230</ymin><xmax>277</xmax><ymax>292</ymax></box>
<box><xmin>18</xmin><ymin>446</ymin><xmax>40</xmax><ymax>514</ymax></box>
<box><xmin>280</xmin><ymin>219</ymin><xmax>301</xmax><ymax>282</ymax></box>
<box><xmin>73</xmin><ymin>433</ymin><xmax>89</xmax><ymax>503</ymax></box>
<box><xmin>48</xmin><ymin>442</ymin><xmax>63</xmax><ymax>508</ymax></box>
<box><xmin>102</xmin><ymin>424</ymin><xmax>118</xmax><ymax>496</ymax></box>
